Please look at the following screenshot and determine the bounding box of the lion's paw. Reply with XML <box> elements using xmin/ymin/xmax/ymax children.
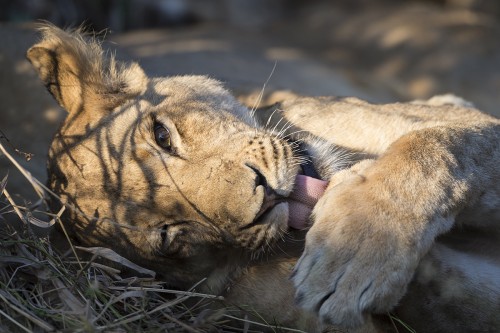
<box><xmin>291</xmin><ymin>176</ymin><xmax>419</xmax><ymax>328</ymax></box>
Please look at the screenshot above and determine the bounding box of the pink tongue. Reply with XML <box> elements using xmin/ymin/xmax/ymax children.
<box><xmin>288</xmin><ymin>174</ymin><xmax>328</xmax><ymax>229</ymax></box>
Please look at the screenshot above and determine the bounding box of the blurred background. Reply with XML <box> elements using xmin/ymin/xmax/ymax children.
<box><xmin>1</xmin><ymin>0</ymin><xmax>500</xmax><ymax>199</ymax></box>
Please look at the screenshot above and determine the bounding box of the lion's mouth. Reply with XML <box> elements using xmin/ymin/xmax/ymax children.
<box><xmin>240</xmin><ymin>195</ymin><xmax>286</xmax><ymax>230</ymax></box>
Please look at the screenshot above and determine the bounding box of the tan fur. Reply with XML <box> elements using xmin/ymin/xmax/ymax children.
<box><xmin>27</xmin><ymin>25</ymin><xmax>500</xmax><ymax>332</ymax></box>
<box><xmin>267</xmin><ymin>97</ymin><xmax>500</xmax><ymax>331</ymax></box>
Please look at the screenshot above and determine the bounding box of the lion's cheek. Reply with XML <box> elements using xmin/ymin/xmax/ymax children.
<box><xmin>168</xmin><ymin>167</ymin><xmax>262</xmax><ymax>227</ymax></box>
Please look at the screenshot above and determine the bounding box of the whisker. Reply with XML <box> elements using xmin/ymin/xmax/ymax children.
<box><xmin>265</xmin><ymin>108</ymin><xmax>280</xmax><ymax>129</ymax></box>
<box><xmin>250</xmin><ymin>61</ymin><xmax>278</xmax><ymax>115</ymax></box>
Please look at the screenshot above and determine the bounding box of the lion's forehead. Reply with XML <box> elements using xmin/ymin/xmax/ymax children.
<box><xmin>146</xmin><ymin>76</ymin><xmax>254</xmax><ymax>122</ymax></box>
<box><xmin>146</xmin><ymin>76</ymin><xmax>235</xmax><ymax>110</ymax></box>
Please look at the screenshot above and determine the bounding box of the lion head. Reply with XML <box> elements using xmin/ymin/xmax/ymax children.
<box><xmin>26</xmin><ymin>25</ymin><xmax>302</xmax><ymax>292</ymax></box>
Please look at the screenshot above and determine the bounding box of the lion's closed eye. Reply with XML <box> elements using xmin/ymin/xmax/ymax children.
<box><xmin>160</xmin><ymin>223</ymin><xmax>187</xmax><ymax>256</ymax></box>
<box><xmin>159</xmin><ymin>222</ymin><xmax>215</xmax><ymax>258</ymax></box>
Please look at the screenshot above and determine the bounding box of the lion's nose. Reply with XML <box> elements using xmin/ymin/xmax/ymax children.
<box><xmin>240</xmin><ymin>164</ymin><xmax>286</xmax><ymax>229</ymax></box>
<box><xmin>246</xmin><ymin>163</ymin><xmax>271</xmax><ymax>193</ymax></box>
<box><xmin>246</xmin><ymin>163</ymin><xmax>285</xmax><ymax>202</ymax></box>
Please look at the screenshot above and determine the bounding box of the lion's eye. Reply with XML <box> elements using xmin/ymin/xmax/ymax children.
<box><xmin>154</xmin><ymin>123</ymin><xmax>172</xmax><ymax>151</ymax></box>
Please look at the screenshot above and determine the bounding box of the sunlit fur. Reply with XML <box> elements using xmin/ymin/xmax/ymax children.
<box><xmin>28</xmin><ymin>25</ymin><xmax>500</xmax><ymax>332</ymax></box>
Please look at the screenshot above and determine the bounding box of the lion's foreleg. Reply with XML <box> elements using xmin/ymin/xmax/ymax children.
<box><xmin>292</xmin><ymin>122</ymin><xmax>500</xmax><ymax>328</ymax></box>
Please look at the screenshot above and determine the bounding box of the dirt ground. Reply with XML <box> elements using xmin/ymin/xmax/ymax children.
<box><xmin>2</xmin><ymin>0</ymin><xmax>500</xmax><ymax>201</ymax></box>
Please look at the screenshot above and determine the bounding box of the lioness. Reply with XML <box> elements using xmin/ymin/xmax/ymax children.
<box><xmin>27</xmin><ymin>25</ymin><xmax>500</xmax><ymax>332</ymax></box>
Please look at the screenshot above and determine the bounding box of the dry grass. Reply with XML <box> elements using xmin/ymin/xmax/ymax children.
<box><xmin>0</xmin><ymin>139</ymin><xmax>415</xmax><ymax>333</ymax></box>
<box><xmin>0</xmin><ymin>141</ymin><xmax>304</xmax><ymax>333</ymax></box>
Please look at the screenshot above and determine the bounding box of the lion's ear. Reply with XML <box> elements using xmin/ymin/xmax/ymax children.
<box><xmin>26</xmin><ymin>24</ymin><xmax>147</xmax><ymax>114</ymax></box>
